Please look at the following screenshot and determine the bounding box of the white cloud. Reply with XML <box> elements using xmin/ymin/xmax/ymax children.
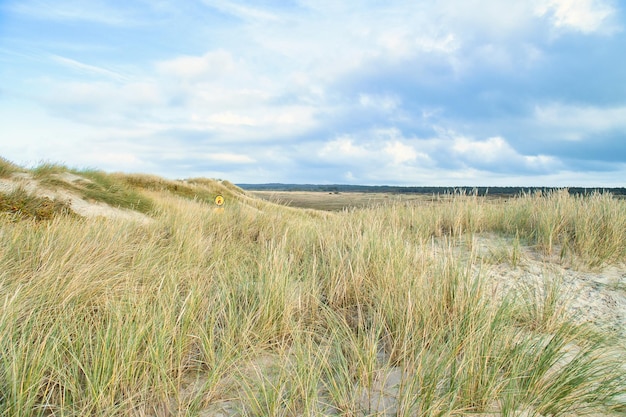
<box><xmin>156</xmin><ymin>50</ymin><xmax>237</xmax><ymax>80</ymax></box>
<box><xmin>42</xmin><ymin>48</ymin><xmax>317</xmax><ymax>140</ymax></box>
<box><xmin>9</xmin><ymin>0</ymin><xmax>136</xmax><ymax>25</ymax></box>
<box><xmin>436</xmin><ymin>0</ymin><xmax>537</xmax><ymax>37</ymax></box>
<box><xmin>453</xmin><ymin>136</ymin><xmax>511</xmax><ymax>162</ymax></box>
<box><xmin>319</xmin><ymin>136</ymin><xmax>372</xmax><ymax>162</ymax></box>
<box><xmin>43</xmin><ymin>80</ymin><xmax>166</xmax><ymax>125</ymax></box>
<box><xmin>200</xmin><ymin>0</ymin><xmax>279</xmax><ymax>22</ymax></box>
<box><xmin>5</xmin><ymin>0</ymin><xmax>624</xmax><ymax>185</ymax></box>
<box><xmin>82</xmin><ymin>151</ymin><xmax>143</xmax><ymax>167</ymax></box>
<box><xmin>359</xmin><ymin>94</ymin><xmax>400</xmax><ymax>112</ymax></box>
<box><xmin>318</xmin><ymin>129</ymin><xmax>431</xmax><ymax>168</ymax></box>
<box><xmin>122</xmin><ymin>82</ymin><xmax>163</xmax><ymax>106</ymax></box>
<box><xmin>205</xmin><ymin>112</ymin><xmax>256</xmax><ymax>126</ymax></box>
<box><xmin>534</xmin><ymin>0</ymin><xmax>619</xmax><ymax>33</ymax></box>
<box><xmin>438</xmin><ymin>0</ymin><xmax>619</xmax><ymax>38</ymax></box>
<box><xmin>452</xmin><ymin>135</ymin><xmax>560</xmax><ymax>172</ymax></box>
<box><xmin>372</xmin><ymin>30</ymin><xmax>459</xmax><ymax>61</ymax></box>
<box><xmin>415</xmin><ymin>34</ymin><xmax>459</xmax><ymax>54</ymax></box>
<box><xmin>384</xmin><ymin>141</ymin><xmax>419</xmax><ymax>164</ymax></box>
<box><xmin>245</xmin><ymin>4</ymin><xmax>462</xmax><ymax>86</ymax></box>
<box><xmin>50</xmin><ymin>55</ymin><xmax>129</xmax><ymax>81</ymax></box>
<box><xmin>192</xmin><ymin>105</ymin><xmax>317</xmax><ymax>138</ymax></box>
<box><xmin>467</xmin><ymin>42</ymin><xmax>545</xmax><ymax>72</ymax></box>
<box><xmin>315</xmin><ymin>133</ymin><xmax>437</xmax><ymax>184</ymax></box>
<box><xmin>534</xmin><ymin>103</ymin><xmax>626</xmax><ymax>139</ymax></box>
<box><xmin>207</xmin><ymin>153</ymin><xmax>255</xmax><ymax>164</ymax></box>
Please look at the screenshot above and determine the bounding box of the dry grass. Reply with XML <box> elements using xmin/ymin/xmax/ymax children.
<box><xmin>250</xmin><ymin>190</ymin><xmax>437</xmax><ymax>211</ymax></box>
<box><xmin>0</xmin><ymin>186</ymin><xmax>75</xmax><ymax>221</ymax></box>
<box><xmin>0</xmin><ymin>159</ymin><xmax>625</xmax><ymax>416</ymax></box>
<box><xmin>0</xmin><ymin>157</ymin><xmax>25</xmax><ymax>178</ymax></box>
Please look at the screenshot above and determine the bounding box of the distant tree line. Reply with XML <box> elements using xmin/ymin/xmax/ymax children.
<box><xmin>238</xmin><ymin>184</ymin><xmax>626</xmax><ymax>197</ymax></box>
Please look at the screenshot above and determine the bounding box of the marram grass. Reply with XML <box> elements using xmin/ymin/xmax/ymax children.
<box><xmin>0</xmin><ymin>170</ymin><xmax>625</xmax><ymax>416</ymax></box>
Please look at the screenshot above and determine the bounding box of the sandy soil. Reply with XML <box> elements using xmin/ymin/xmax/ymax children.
<box><xmin>472</xmin><ymin>235</ymin><xmax>626</xmax><ymax>339</ymax></box>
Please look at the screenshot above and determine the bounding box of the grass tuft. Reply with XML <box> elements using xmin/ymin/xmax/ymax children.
<box><xmin>0</xmin><ymin>157</ymin><xmax>25</xmax><ymax>177</ymax></box>
<box><xmin>31</xmin><ymin>161</ymin><xmax>71</xmax><ymax>178</ymax></box>
<box><xmin>0</xmin><ymin>187</ymin><xmax>74</xmax><ymax>221</ymax></box>
<box><xmin>71</xmin><ymin>169</ymin><xmax>155</xmax><ymax>214</ymax></box>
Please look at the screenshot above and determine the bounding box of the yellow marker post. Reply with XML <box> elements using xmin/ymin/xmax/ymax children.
<box><xmin>214</xmin><ymin>195</ymin><xmax>225</xmax><ymax>213</ymax></box>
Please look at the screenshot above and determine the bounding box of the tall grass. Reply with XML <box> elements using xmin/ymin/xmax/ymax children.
<box><xmin>7</xmin><ymin>162</ymin><xmax>155</xmax><ymax>214</ymax></box>
<box><xmin>0</xmin><ymin>157</ymin><xmax>25</xmax><ymax>177</ymax></box>
<box><xmin>116</xmin><ymin>174</ymin><xmax>234</xmax><ymax>204</ymax></box>
<box><xmin>487</xmin><ymin>190</ymin><xmax>626</xmax><ymax>265</ymax></box>
<box><xmin>0</xmin><ymin>187</ymin><xmax>74</xmax><ymax>221</ymax></box>
<box><xmin>72</xmin><ymin>170</ymin><xmax>155</xmax><ymax>214</ymax></box>
<box><xmin>0</xmin><ymin>178</ymin><xmax>624</xmax><ymax>415</ymax></box>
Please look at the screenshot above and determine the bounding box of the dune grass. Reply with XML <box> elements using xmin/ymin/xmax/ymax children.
<box><xmin>0</xmin><ymin>157</ymin><xmax>26</xmax><ymax>178</ymax></box>
<box><xmin>31</xmin><ymin>161</ymin><xmax>73</xmax><ymax>178</ymax></box>
<box><xmin>0</xmin><ymin>187</ymin><xmax>75</xmax><ymax>221</ymax></box>
<box><xmin>75</xmin><ymin>169</ymin><xmax>155</xmax><ymax>214</ymax></box>
<box><xmin>25</xmin><ymin>161</ymin><xmax>155</xmax><ymax>214</ymax></box>
<box><xmin>0</xmin><ymin>170</ymin><xmax>625</xmax><ymax>416</ymax></box>
<box><xmin>33</xmin><ymin>164</ymin><xmax>232</xmax><ymax>213</ymax></box>
<box><xmin>116</xmin><ymin>173</ymin><xmax>237</xmax><ymax>206</ymax></box>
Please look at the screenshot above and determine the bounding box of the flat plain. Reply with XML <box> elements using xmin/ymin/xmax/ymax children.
<box><xmin>250</xmin><ymin>190</ymin><xmax>478</xmax><ymax>211</ymax></box>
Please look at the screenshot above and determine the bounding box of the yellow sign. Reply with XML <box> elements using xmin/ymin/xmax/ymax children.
<box><xmin>215</xmin><ymin>195</ymin><xmax>225</xmax><ymax>206</ymax></box>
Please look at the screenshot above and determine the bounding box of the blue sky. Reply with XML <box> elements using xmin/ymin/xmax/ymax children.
<box><xmin>1</xmin><ymin>0</ymin><xmax>625</xmax><ymax>186</ymax></box>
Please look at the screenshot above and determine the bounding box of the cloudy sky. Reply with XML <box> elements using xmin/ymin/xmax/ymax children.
<box><xmin>1</xmin><ymin>0</ymin><xmax>625</xmax><ymax>186</ymax></box>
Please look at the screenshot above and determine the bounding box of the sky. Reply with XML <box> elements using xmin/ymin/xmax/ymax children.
<box><xmin>1</xmin><ymin>0</ymin><xmax>625</xmax><ymax>186</ymax></box>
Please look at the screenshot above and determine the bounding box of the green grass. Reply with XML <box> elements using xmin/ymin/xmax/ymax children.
<box><xmin>0</xmin><ymin>187</ymin><xmax>75</xmax><ymax>221</ymax></box>
<box><xmin>3</xmin><ymin>161</ymin><xmax>156</xmax><ymax>216</ymax></box>
<box><xmin>75</xmin><ymin>169</ymin><xmax>155</xmax><ymax>214</ymax></box>
<box><xmin>31</xmin><ymin>161</ymin><xmax>72</xmax><ymax>178</ymax></box>
<box><xmin>0</xmin><ymin>157</ymin><xmax>25</xmax><ymax>178</ymax></box>
<box><xmin>117</xmin><ymin>173</ymin><xmax>233</xmax><ymax>205</ymax></box>
<box><xmin>0</xmin><ymin>157</ymin><xmax>625</xmax><ymax>416</ymax></box>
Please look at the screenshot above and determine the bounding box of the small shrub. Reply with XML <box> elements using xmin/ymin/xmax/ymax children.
<box><xmin>0</xmin><ymin>187</ymin><xmax>74</xmax><ymax>220</ymax></box>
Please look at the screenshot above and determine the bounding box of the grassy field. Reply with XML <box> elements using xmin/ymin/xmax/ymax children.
<box><xmin>1</xmin><ymin>159</ymin><xmax>626</xmax><ymax>416</ymax></box>
<box><xmin>249</xmin><ymin>190</ymin><xmax>514</xmax><ymax>211</ymax></box>
<box><xmin>249</xmin><ymin>190</ymin><xmax>439</xmax><ymax>211</ymax></box>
